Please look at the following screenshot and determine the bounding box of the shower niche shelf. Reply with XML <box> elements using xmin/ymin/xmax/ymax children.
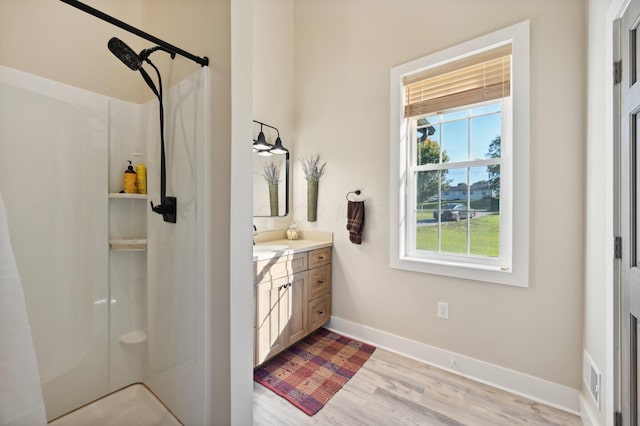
<box><xmin>109</xmin><ymin>238</ymin><xmax>147</xmax><ymax>251</ymax></box>
<box><xmin>108</xmin><ymin>192</ymin><xmax>148</xmax><ymax>251</ymax></box>
<box><xmin>109</xmin><ymin>193</ymin><xmax>147</xmax><ymax>199</ymax></box>
<box><xmin>119</xmin><ymin>330</ymin><xmax>148</xmax><ymax>345</ymax></box>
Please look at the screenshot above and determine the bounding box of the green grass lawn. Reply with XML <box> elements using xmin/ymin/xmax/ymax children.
<box><xmin>416</xmin><ymin>214</ymin><xmax>500</xmax><ymax>257</ymax></box>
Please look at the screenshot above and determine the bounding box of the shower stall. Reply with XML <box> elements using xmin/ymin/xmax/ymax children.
<box><xmin>0</xmin><ymin>56</ymin><xmax>211</xmax><ymax>423</ymax></box>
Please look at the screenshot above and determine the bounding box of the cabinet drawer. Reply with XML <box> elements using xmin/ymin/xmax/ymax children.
<box><xmin>308</xmin><ymin>293</ymin><xmax>331</xmax><ymax>331</ymax></box>
<box><xmin>308</xmin><ymin>264</ymin><xmax>331</xmax><ymax>300</ymax></box>
<box><xmin>255</xmin><ymin>252</ymin><xmax>308</xmax><ymax>283</ymax></box>
<box><xmin>290</xmin><ymin>252</ymin><xmax>309</xmax><ymax>274</ymax></box>
<box><xmin>308</xmin><ymin>247</ymin><xmax>331</xmax><ymax>269</ymax></box>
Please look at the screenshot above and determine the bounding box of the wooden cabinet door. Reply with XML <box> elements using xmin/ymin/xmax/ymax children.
<box><xmin>308</xmin><ymin>247</ymin><xmax>331</xmax><ymax>269</ymax></box>
<box><xmin>308</xmin><ymin>263</ymin><xmax>331</xmax><ymax>300</ymax></box>
<box><xmin>308</xmin><ymin>294</ymin><xmax>331</xmax><ymax>332</ymax></box>
<box><xmin>255</xmin><ymin>276</ymin><xmax>289</xmax><ymax>366</ymax></box>
<box><xmin>286</xmin><ymin>272</ymin><xmax>308</xmax><ymax>345</ymax></box>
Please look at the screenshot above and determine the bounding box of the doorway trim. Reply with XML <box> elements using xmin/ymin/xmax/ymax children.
<box><xmin>610</xmin><ymin>1</ymin><xmax>631</xmax><ymax>426</ymax></box>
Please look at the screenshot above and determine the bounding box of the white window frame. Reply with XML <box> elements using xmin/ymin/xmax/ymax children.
<box><xmin>389</xmin><ymin>20</ymin><xmax>529</xmax><ymax>287</ymax></box>
<box><xmin>406</xmin><ymin>101</ymin><xmax>511</xmax><ymax>268</ymax></box>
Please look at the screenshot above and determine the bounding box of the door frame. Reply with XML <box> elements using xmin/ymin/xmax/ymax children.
<box><xmin>608</xmin><ymin>1</ymin><xmax>631</xmax><ymax>425</ymax></box>
<box><xmin>613</xmin><ymin>11</ymin><xmax>622</xmax><ymax>425</ymax></box>
<box><xmin>614</xmin><ymin>1</ymin><xmax>634</xmax><ymax>425</ymax></box>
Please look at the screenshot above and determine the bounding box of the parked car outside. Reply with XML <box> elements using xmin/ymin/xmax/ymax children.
<box><xmin>433</xmin><ymin>203</ymin><xmax>476</xmax><ymax>221</ymax></box>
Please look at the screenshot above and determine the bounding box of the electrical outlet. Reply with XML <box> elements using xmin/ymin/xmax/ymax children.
<box><xmin>437</xmin><ymin>302</ymin><xmax>449</xmax><ymax>319</ymax></box>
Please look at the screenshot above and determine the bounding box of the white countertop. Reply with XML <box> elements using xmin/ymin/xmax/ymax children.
<box><xmin>253</xmin><ymin>238</ymin><xmax>332</xmax><ymax>262</ymax></box>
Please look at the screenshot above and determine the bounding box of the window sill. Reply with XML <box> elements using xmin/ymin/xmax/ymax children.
<box><xmin>391</xmin><ymin>254</ymin><xmax>528</xmax><ymax>287</ymax></box>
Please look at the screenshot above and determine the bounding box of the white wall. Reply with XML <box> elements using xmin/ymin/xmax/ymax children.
<box><xmin>252</xmin><ymin>0</ymin><xmax>295</xmax><ymax>232</ymax></box>
<box><xmin>140</xmin><ymin>1</ymin><xmax>234</xmax><ymax>423</ymax></box>
<box><xmin>145</xmin><ymin>69</ymin><xmax>210</xmax><ymax>424</ymax></box>
<box><xmin>584</xmin><ymin>0</ymin><xmax>623</xmax><ymax>424</ymax></box>
<box><xmin>584</xmin><ymin>0</ymin><xmax>609</xmax><ymax>422</ymax></box>
<box><xmin>293</xmin><ymin>0</ymin><xmax>585</xmax><ymax>392</ymax></box>
<box><xmin>0</xmin><ymin>67</ymin><xmax>110</xmax><ymax>421</ymax></box>
<box><xmin>0</xmin><ymin>1</ymin><xmax>145</xmax><ymax>102</ymax></box>
<box><xmin>108</xmin><ymin>99</ymin><xmax>149</xmax><ymax>394</ymax></box>
<box><xmin>230</xmin><ymin>1</ymin><xmax>255</xmax><ymax>424</ymax></box>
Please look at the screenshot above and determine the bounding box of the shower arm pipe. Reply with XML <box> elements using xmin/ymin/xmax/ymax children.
<box><xmin>59</xmin><ymin>0</ymin><xmax>209</xmax><ymax>67</ymax></box>
<box><xmin>145</xmin><ymin>58</ymin><xmax>177</xmax><ymax>224</ymax></box>
<box><xmin>253</xmin><ymin>120</ymin><xmax>280</xmax><ymax>138</ymax></box>
<box><xmin>146</xmin><ymin>59</ymin><xmax>167</xmax><ymax>202</ymax></box>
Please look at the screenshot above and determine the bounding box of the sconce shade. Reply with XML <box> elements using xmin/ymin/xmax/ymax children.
<box><xmin>253</xmin><ymin>131</ymin><xmax>272</xmax><ymax>151</ymax></box>
<box><xmin>270</xmin><ymin>137</ymin><xmax>288</xmax><ymax>154</ymax></box>
<box><xmin>257</xmin><ymin>149</ymin><xmax>273</xmax><ymax>157</ymax></box>
<box><xmin>252</xmin><ymin>120</ymin><xmax>288</xmax><ymax>154</ymax></box>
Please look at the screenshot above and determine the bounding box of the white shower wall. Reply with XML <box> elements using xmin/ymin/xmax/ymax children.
<box><xmin>0</xmin><ymin>66</ymin><xmax>210</xmax><ymax>424</ymax></box>
<box><xmin>108</xmin><ymin>98</ymin><xmax>149</xmax><ymax>393</ymax></box>
<box><xmin>0</xmin><ymin>66</ymin><xmax>110</xmax><ymax>420</ymax></box>
<box><xmin>144</xmin><ymin>68</ymin><xmax>211</xmax><ymax>425</ymax></box>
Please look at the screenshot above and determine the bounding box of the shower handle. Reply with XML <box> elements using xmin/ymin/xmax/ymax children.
<box><xmin>150</xmin><ymin>197</ymin><xmax>177</xmax><ymax>223</ymax></box>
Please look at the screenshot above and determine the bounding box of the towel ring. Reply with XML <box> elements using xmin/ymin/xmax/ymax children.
<box><xmin>346</xmin><ymin>190</ymin><xmax>362</xmax><ymax>201</ymax></box>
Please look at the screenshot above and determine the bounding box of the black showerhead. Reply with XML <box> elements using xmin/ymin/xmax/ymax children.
<box><xmin>108</xmin><ymin>37</ymin><xmax>141</xmax><ymax>71</ymax></box>
<box><xmin>108</xmin><ymin>37</ymin><xmax>159</xmax><ymax>98</ymax></box>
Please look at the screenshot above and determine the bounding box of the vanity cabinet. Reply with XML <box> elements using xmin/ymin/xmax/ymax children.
<box><xmin>254</xmin><ymin>246</ymin><xmax>332</xmax><ymax>367</ymax></box>
<box><xmin>255</xmin><ymin>272</ymin><xmax>307</xmax><ymax>364</ymax></box>
<box><xmin>306</xmin><ymin>247</ymin><xmax>332</xmax><ymax>330</ymax></box>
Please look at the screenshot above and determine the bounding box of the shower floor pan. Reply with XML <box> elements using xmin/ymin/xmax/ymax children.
<box><xmin>48</xmin><ymin>384</ymin><xmax>181</xmax><ymax>426</ymax></box>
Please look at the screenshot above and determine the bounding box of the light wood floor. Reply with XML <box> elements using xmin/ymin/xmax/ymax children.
<box><xmin>253</xmin><ymin>348</ymin><xmax>582</xmax><ymax>426</ymax></box>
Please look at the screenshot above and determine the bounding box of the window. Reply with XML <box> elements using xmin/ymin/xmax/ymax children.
<box><xmin>389</xmin><ymin>21</ymin><xmax>529</xmax><ymax>286</ymax></box>
<box><xmin>410</xmin><ymin>101</ymin><xmax>506</xmax><ymax>261</ymax></box>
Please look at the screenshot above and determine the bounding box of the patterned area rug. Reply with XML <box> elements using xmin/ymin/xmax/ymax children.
<box><xmin>254</xmin><ymin>328</ymin><xmax>376</xmax><ymax>416</ymax></box>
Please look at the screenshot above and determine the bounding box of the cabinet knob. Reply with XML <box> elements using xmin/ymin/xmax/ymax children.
<box><xmin>317</xmin><ymin>280</ymin><xmax>324</xmax><ymax>284</ymax></box>
<box><xmin>318</xmin><ymin>256</ymin><xmax>324</xmax><ymax>260</ymax></box>
<box><xmin>318</xmin><ymin>310</ymin><xmax>324</xmax><ymax>315</ymax></box>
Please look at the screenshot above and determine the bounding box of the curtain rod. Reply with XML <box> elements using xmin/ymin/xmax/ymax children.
<box><xmin>59</xmin><ymin>0</ymin><xmax>209</xmax><ymax>67</ymax></box>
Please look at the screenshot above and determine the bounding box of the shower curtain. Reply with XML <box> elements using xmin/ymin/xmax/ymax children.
<box><xmin>0</xmin><ymin>193</ymin><xmax>47</xmax><ymax>426</ymax></box>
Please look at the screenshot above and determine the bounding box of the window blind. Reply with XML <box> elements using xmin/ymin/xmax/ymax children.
<box><xmin>403</xmin><ymin>44</ymin><xmax>511</xmax><ymax>118</ymax></box>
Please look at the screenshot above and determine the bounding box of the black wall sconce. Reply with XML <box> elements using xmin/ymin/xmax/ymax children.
<box><xmin>253</xmin><ymin>120</ymin><xmax>288</xmax><ymax>156</ymax></box>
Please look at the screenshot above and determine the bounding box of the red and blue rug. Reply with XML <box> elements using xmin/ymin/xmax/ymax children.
<box><xmin>254</xmin><ymin>328</ymin><xmax>376</xmax><ymax>416</ymax></box>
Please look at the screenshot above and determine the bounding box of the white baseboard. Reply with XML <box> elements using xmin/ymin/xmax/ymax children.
<box><xmin>579</xmin><ymin>393</ymin><xmax>600</xmax><ymax>426</ymax></box>
<box><xmin>327</xmin><ymin>316</ymin><xmax>580</xmax><ymax>415</ymax></box>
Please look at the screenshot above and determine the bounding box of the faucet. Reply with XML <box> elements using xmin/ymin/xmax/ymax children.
<box><xmin>253</xmin><ymin>224</ymin><xmax>257</xmax><ymax>245</ymax></box>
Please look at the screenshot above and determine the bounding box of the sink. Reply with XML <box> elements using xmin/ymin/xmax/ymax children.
<box><xmin>253</xmin><ymin>244</ymin><xmax>289</xmax><ymax>253</ymax></box>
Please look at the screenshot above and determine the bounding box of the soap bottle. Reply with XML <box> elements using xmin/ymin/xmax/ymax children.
<box><xmin>286</xmin><ymin>223</ymin><xmax>299</xmax><ymax>240</ymax></box>
<box><xmin>135</xmin><ymin>163</ymin><xmax>147</xmax><ymax>194</ymax></box>
<box><xmin>123</xmin><ymin>161</ymin><xmax>137</xmax><ymax>194</ymax></box>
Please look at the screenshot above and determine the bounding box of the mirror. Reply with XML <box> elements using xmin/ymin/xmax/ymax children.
<box><xmin>253</xmin><ymin>152</ymin><xmax>289</xmax><ymax>217</ymax></box>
